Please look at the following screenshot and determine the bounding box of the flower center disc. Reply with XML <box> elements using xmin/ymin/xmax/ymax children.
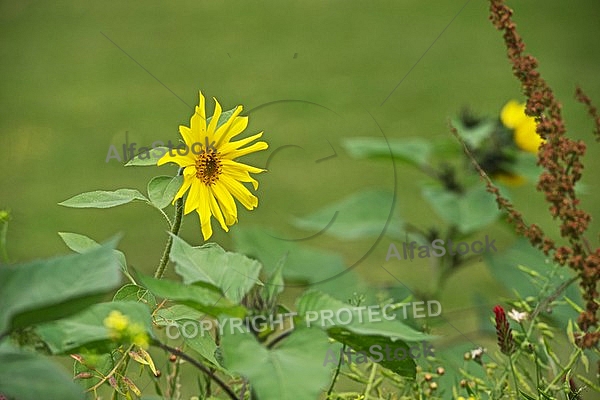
<box><xmin>195</xmin><ymin>150</ymin><xmax>222</xmax><ymax>185</ymax></box>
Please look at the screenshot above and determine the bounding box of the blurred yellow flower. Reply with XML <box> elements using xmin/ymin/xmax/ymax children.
<box><xmin>103</xmin><ymin>310</ymin><xmax>149</xmax><ymax>349</ymax></box>
<box><xmin>500</xmin><ymin>100</ymin><xmax>545</xmax><ymax>153</ymax></box>
<box><xmin>158</xmin><ymin>92</ymin><xmax>268</xmax><ymax>240</ymax></box>
<box><xmin>130</xmin><ymin>326</ymin><xmax>150</xmax><ymax>349</ymax></box>
<box><xmin>457</xmin><ymin>397</ymin><xmax>475</xmax><ymax>400</ymax></box>
<box><xmin>104</xmin><ymin>310</ymin><xmax>129</xmax><ymax>333</ymax></box>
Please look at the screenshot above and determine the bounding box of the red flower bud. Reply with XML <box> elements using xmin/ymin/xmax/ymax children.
<box><xmin>493</xmin><ymin>305</ymin><xmax>515</xmax><ymax>355</ymax></box>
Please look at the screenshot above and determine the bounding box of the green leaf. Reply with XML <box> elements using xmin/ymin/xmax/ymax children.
<box><xmin>36</xmin><ymin>301</ymin><xmax>153</xmax><ymax>354</ymax></box>
<box><xmin>342</xmin><ymin>137</ymin><xmax>431</xmax><ymax>167</ymax></box>
<box><xmin>153</xmin><ymin>305</ymin><xmax>226</xmax><ymax>368</ymax></box>
<box><xmin>421</xmin><ymin>184</ymin><xmax>501</xmax><ymax>234</ymax></box>
<box><xmin>58</xmin><ymin>232</ymin><xmax>128</xmax><ymax>271</ymax></box>
<box><xmin>431</xmin><ymin>137</ymin><xmax>462</xmax><ymax>159</ymax></box>
<box><xmin>262</xmin><ymin>255</ymin><xmax>286</xmax><ymax>305</ymax></box>
<box><xmin>296</xmin><ymin>290</ymin><xmax>432</xmax><ymax>342</ymax></box>
<box><xmin>221</xmin><ymin>325</ymin><xmax>331</xmax><ymax>400</ymax></box>
<box><xmin>147</xmin><ymin>175</ymin><xmax>184</xmax><ymax>209</ymax></box>
<box><xmin>170</xmin><ymin>235</ymin><xmax>262</xmax><ymax>303</ymax></box>
<box><xmin>295</xmin><ymin>290</ymin><xmax>430</xmax><ymax>377</ymax></box>
<box><xmin>59</xmin><ymin>189</ymin><xmax>148</xmax><ymax>209</ymax></box>
<box><xmin>125</xmin><ymin>146</ymin><xmax>170</xmax><ymax>166</ymax></box>
<box><xmin>292</xmin><ymin>190</ymin><xmax>402</xmax><ymax>240</ymax></box>
<box><xmin>113</xmin><ymin>284</ymin><xmax>157</xmax><ymax>309</ymax></box>
<box><xmin>154</xmin><ymin>304</ymin><xmax>206</xmax><ymax>323</ymax></box>
<box><xmin>326</xmin><ymin>330</ymin><xmax>417</xmax><ymax>377</ymax></box>
<box><xmin>452</xmin><ymin>117</ymin><xmax>498</xmax><ymax>148</ymax></box>
<box><xmin>138</xmin><ymin>275</ymin><xmax>247</xmax><ymax>319</ymax></box>
<box><xmin>506</xmin><ymin>152</ymin><xmax>542</xmax><ymax>183</ymax></box>
<box><xmin>484</xmin><ymin>238</ymin><xmax>580</xmax><ymax>329</ymax></box>
<box><xmin>155</xmin><ymin>316</ymin><xmax>222</xmax><ymax>367</ymax></box>
<box><xmin>0</xmin><ymin>347</ymin><xmax>85</xmax><ymax>400</ymax></box>
<box><xmin>0</xmin><ymin>238</ymin><xmax>122</xmax><ymax>337</ymax></box>
<box><xmin>233</xmin><ymin>227</ymin><xmax>368</xmax><ymax>301</ymax></box>
<box><xmin>183</xmin><ymin>321</ymin><xmax>221</xmax><ymax>367</ymax></box>
<box><xmin>58</xmin><ymin>231</ymin><xmax>102</xmax><ymax>253</ymax></box>
<box><xmin>484</xmin><ymin>238</ymin><xmax>569</xmax><ymax>296</ymax></box>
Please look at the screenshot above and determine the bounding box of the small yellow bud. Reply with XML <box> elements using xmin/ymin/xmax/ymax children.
<box><xmin>104</xmin><ymin>310</ymin><xmax>129</xmax><ymax>333</ymax></box>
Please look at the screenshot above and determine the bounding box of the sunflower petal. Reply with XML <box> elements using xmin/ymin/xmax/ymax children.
<box><xmin>207</xmin><ymin>98</ymin><xmax>222</xmax><ymax>140</ymax></box>
<box><xmin>197</xmin><ymin>185</ymin><xmax>213</xmax><ymax>240</ymax></box>
<box><xmin>157</xmin><ymin>149</ymin><xmax>195</xmax><ymax>167</ymax></box>
<box><xmin>184</xmin><ymin>180</ymin><xmax>202</xmax><ymax>215</ymax></box>
<box><xmin>172</xmin><ymin>167</ymin><xmax>195</xmax><ymax>204</ymax></box>
<box><xmin>179</xmin><ymin>125</ymin><xmax>195</xmax><ymax>148</ymax></box>
<box><xmin>228</xmin><ymin>141</ymin><xmax>269</xmax><ymax>160</ymax></box>
<box><xmin>214</xmin><ymin>106</ymin><xmax>244</xmax><ymax>146</ymax></box>
<box><xmin>212</xmin><ymin>182</ymin><xmax>238</xmax><ymax>225</ymax></box>
<box><xmin>190</xmin><ymin>92</ymin><xmax>207</xmax><ymax>135</ymax></box>
<box><xmin>220</xmin><ymin>132</ymin><xmax>265</xmax><ymax>157</ymax></box>
<box><xmin>219</xmin><ymin>115</ymin><xmax>248</xmax><ymax>145</ymax></box>
<box><xmin>207</xmin><ymin>188</ymin><xmax>228</xmax><ymax>232</ymax></box>
<box><xmin>220</xmin><ymin>160</ymin><xmax>262</xmax><ymax>190</ymax></box>
<box><xmin>220</xmin><ymin>175</ymin><xmax>259</xmax><ymax>210</ymax></box>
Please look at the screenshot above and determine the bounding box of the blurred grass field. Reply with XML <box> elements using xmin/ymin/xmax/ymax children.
<box><xmin>1</xmin><ymin>0</ymin><xmax>600</xmax><ymax>379</ymax></box>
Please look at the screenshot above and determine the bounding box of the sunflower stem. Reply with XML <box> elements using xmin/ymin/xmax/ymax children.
<box><xmin>154</xmin><ymin>196</ymin><xmax>184</xmax><ymax>279</ymax></box>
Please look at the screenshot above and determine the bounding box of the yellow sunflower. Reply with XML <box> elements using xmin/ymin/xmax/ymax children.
<box><xmin>158</xmin><ymin>92</ymin><xmax>268</xmax><ymax>240</ymax></box>
<box><xmin>500</xmin><ymin>100</ymin><xmax>545</xmax><ymax>153</ymax></box>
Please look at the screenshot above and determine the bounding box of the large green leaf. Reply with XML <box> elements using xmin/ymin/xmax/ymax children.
<box><xmin>154</xmin><ymin>304</ymin><xmax>206</xmax><ymax>323</ymax></box>
<box><xmin>296</xmin><ymin>291</ymin><xmax>433</xmax><ymax>377</ymax></box>
<box><xmin>326</xmin><ymin>330</ymin><xmax>417</xmax><ymax>377</ymax></box>
<box><xmin>292</xmin><ymin>190</ymin><xmax>403</xmax><ymax>240</ymax></box>
<box><xmin>342</xmin><ymin>137</ymin><xmax>431</xmax><ymax>167</ymax></box>
<box><xmin>59</xmin><ymin>189</ymin><xmax>148</xmax><ymax>209</ymax></box>
<box><xmin>138</xmin><ymin>275</ymin><xmax>247</xmax><ymax>319</ymax></box>
<box><xmin>170</xmin><ymin>235</ymin><xmax>262</xmax><ymax>303</ymax></box>
<box><xmin>113</xmin><ymin>284</ymin><xmax>157</xmax><ymax>309</ymax></box>
<box><xmin>0</xmin><ymin>238</ymin><xmax>121</xmax><ymax>337</ymax></box>
<box><xmin>296</xmin><ymin>291</ymin><xmax>432</xmax><ymax>342</ymax></box>
<box><xmin>147</xmin><ymin>175</ymin><xmax>184</xmax><ymax>209</ymax></box>
<box><xmin>153</xmin><ymin>305</ymin><xmax>222</xmax><ymax>367</ymax></box>
<box><xmin>221</xmin><ymin>325</ymin><xmax>331</xmax><ymax>400</ymax></box>
<box><xmin>0</xmin><ymin>347</ymin><xmax>84</xmax><ymax>400</ymax></box>
<box><xmin>421</xmin><ymin>184</ymin><xmax>501</xmax><ymax>234</ymax></box>
<box><xmin>36</xmin><ymin>301</ymin><xmax>154</xmax><ymax>354</ymax></box>
<box><xmin>233</xmin><ymin>227</ymin><xmax>367</xmax><ymax>300</ymax></box>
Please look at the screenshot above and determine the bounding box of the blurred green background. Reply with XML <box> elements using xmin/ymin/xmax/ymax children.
<box><xmin>1</xmin><ymin>0</ymin><xmax>599</xmax><ymax>387</ymax></box>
